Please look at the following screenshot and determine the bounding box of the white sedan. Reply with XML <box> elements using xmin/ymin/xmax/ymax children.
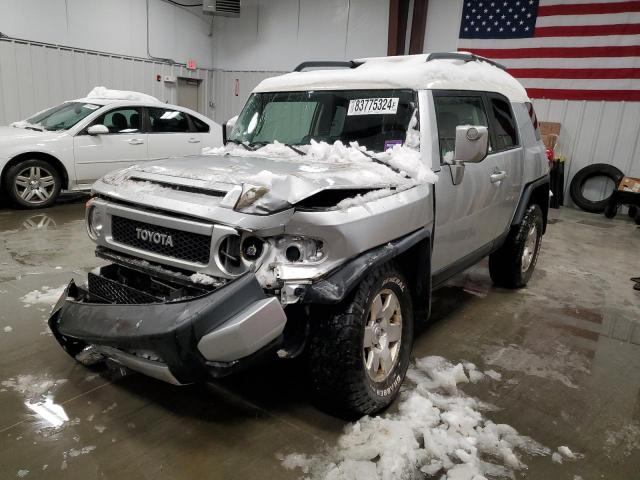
<box><xmin>0</xmin><ymin>88</ymin><xmax>222</xmax><ymax>208</ymax></box>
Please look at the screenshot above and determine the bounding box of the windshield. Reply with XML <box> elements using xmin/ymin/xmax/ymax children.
<box><xmin>229</xmin><ymin>89</ymin><xmax>417</xmax><ymax>152</ymax></box>
<box><xmin>25</xmin><ymin>102</ymin><xmax>101</xmax><ymax>131</ymax></box>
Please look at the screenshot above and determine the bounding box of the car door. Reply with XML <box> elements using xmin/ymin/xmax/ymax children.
<box><xmin>73</xmin><ymin>106</ymin><xmax>147</xmax><ymax>183</ymax></box>
<box><xmin>430</xmin><ymin>91</ymin><xmax>509</xmax><ymax>275</ymax></box>
<box><xmin>484</xmin><ymin>93</ymin><xmax>524</xmax><ymax>234</ymax></box>
<box><xmin>146</xmin><ymin>107</ymin><xmax>202</xmax><ymax>160</ymax></box>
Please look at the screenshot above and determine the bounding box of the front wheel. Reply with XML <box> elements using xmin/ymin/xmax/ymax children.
<box><xmin>489</xmin><ymin>204</ymin><xmax>544</xmax><ymax>288</ymax></box>
<box><xmin>4</xmin><ymin>159</ymin><xmax>62</xmax><ymax>209</ymax></box>
<box><xmin>307</xmin><ymin>263</ymin><xmax>413</xmax><ymax>417</ymax></box>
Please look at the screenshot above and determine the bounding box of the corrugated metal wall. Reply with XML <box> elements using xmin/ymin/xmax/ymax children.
<box><xmin>532</xmin><ymin>99</ymin><xmax>640</xmax><ymax>205</ymax></box>
<box><xmin>211</xmin><ymin>70</ymin><xmax>285</xmax><ymax>124</ymax></box>
<box><xmin>0</xmin><ymin>38</ymin><xmax>215</xmax><ymax>123</ymax></box>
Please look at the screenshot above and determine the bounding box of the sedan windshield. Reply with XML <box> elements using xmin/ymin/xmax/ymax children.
<box><xmin>25</xmin><ymin>102</ymin><xmax>101</xmax><ymax>131</ymax></box>
<box><xmin>229</xmin><ymin>89</ymin><xmax>417</xmax><ymax>152</ymax></box>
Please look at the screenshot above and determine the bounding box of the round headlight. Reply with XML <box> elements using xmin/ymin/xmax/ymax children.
<box><xmin>85</xmin><ymin>204</ymin><xmax>102</xmax><ymax>240</ymax></box>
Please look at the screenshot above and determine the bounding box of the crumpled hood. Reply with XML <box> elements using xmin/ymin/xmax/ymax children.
<box><xmin>95</xmin><ymin>152</ymin><xmax>413</xmax><ymax>214</ymax></box>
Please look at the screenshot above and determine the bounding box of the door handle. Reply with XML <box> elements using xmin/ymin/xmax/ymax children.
<box><xmin>128</xmin><ymin>138</ymin><xmax>144</xmax><ymax>145</ymax></box>
<box><xmin>490</xmin><ymin>170</ymin><xmax>507</xmax><ymax>183</ymax></box>
<box><xmin>188</xmin><ymin>138</ymin><xmax>201</xmax><ymax>144</ymax></box>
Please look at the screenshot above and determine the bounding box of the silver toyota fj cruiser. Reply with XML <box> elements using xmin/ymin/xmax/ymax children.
<box><xmin>49</xmin><ymin>53</ymin><xmax>549</xmax><ymax>416</ymax></box>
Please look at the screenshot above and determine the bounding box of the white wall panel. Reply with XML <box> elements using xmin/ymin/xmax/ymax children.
<box><xmin>0</xmin><ymin>0</ymin><xmax>214</xmax><ymax>68</ymax></box>
<box><xmin>0</xmin><ymin>39</ymin><xmax>216</xmax><ymax>124</ymax></box>
<box><xmin>211</xmin><ymin>0</ymin><xmax>388</xmax><ymax>71</ymax></box>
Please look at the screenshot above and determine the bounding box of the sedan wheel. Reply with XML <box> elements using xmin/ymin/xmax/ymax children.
<box><xmin>5</xmin><ymin>160</ymin><xmax>62</xmax><ymax>209</ymax></box>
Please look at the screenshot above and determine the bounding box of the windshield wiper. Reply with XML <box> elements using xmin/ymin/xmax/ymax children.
<box><xmin>24</xmin><ymin>126</ymin><xmax>44</xmax><ymax>132</ymax></box>
<box><xmin>284</xmin><ymin>144</ymin><xmax>305</xmax><ymax>155</ymax></box>
<box><xmin>226</xmin><ymin>139</ymin><xmax>252</xmax><ymax>151</ymax></box>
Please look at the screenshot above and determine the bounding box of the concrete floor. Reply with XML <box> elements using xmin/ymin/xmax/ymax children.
<box><xmin>0</xmin><ymin>197</ymin><xmax>639</xmax><ymax>479</ymax></box>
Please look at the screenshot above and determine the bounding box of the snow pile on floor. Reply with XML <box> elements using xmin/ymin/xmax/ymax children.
<box><xmin>1</xmin><ymin>374</ymin><xmax>67</xmax><ymax>400</ymax></box>
<box><xmin>20</xmin><ymin>285</ymin><xmax>66</xmax><ymax>308</ymax></box>
<box><xmin>86</xmin><ymin>86</ymin><xmax>159</xmax><ymax>103</ymax></box>
<box><xmin>281</xmin><ymin>356</ymin><xmax>554</xmax><ymax>479</ymax></box>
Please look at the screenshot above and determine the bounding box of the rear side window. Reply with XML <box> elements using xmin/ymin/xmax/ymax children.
<box><xmin>488</xmin><ymin>95</ymin><xmax>518</xmax><ymax>150</ymax></box>
<box><xmin>190</xmin><ymin>115</ymin><xmax>210</xmax><ymax>133</ymax></box>
<box><xmin>526</xmin><ymin>102</ymin><xmax>541</xmax><ymax>141</ymax></box>
<box><xmin>148</xmin><ymin>107</ymin><xmax>190</xmax><ymax>133</ymax></box>
<box><xmin>434</xmin><ymin>95</ymin><xmax>489</xmax><ymax>164</ymax></box>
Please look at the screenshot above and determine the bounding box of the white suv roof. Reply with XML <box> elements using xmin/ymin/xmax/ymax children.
<box><xmin>254</xmin><ymin>53</ymin><xmax>529</xmax><ymax>103</ymax></box>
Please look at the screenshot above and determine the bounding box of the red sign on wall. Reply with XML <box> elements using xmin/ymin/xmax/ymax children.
<box><xmin>187</xmin><ymin>59</ymin><xmax>197</xmax><ymax>70</ymax></box>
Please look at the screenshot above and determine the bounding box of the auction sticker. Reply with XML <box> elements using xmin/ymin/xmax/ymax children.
<box><xmin>347</xmin><ymin>98</ymin><xmax>399</xmax><ymax>116</ymax></box>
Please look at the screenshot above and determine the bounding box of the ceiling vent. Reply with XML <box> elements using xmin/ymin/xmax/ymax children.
<box><xmin>203</xmin><ymin>0</ymin><xmax>240</xmax><ymax>17</ymax></box>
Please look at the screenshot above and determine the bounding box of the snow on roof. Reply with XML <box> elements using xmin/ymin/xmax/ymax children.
<box><xmin>85</xmin><ymin>86</ymin><xmax>161</xmax><ymax>104</ymax></box>
<box><xmin>253</xmin><ymin>53</ymin><xmax>529</xmax><ymax>103</ymax></box>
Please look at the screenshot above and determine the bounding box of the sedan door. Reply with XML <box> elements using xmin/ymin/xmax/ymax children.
<box><xmin>146</xmin><ymin>107</ymin><xmax>202</xmax><ymax>160</ymax></box>
<box><xmin>430</xmin><ymin>92</ymin><xmax>509</xmax><ymax>275</ymax></box>
<box><xmin>73</xmin><ymin>106</ymin><xmax>147</xmax><ymax>183</ymax></box>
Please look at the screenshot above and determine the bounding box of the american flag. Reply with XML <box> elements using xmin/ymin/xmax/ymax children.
<box><xmin>458</xmin><ymin>0</ymin><xmax>640</xmax><ymax>101</ymax></box>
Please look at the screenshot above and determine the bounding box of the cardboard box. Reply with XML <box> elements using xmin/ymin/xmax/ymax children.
<box><xmin>619</xmin><ymin>176</ymin><xmax>640</xmax><ymax>193</ymax></box>
<box><xmin>540</xmin><ymin>121</ymin><xmax>561</xmax><ymax>150</ymax></box>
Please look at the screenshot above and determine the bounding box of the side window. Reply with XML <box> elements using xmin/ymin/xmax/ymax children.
<box><xmin>434</xmin><ymin>95</ymin><xmax>489</xmax><ymax>164</ymax></box>
<box><xmin>190</xmin><ymin>115</ymin><xmax>210</xmax><ymax>133</ymax></box>
<box><xmin>148</xmin><ymin>108</ymin><xmax>190</xmax><ymax>133</ymax></box>
<box><xmin>92</xmin><ymin>107</ymin><xmax>142</xmax><ymax>134</ymax></box>
<box><xmin>488</xmin><ymin>96</ymin><xmax>519</xmax><ymax>149</ymax></box>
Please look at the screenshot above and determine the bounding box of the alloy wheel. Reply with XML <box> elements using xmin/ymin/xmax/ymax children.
<box><xmin>363</xmin><ymin>288</ymin><xmax>403</xmax><ymax>382</ymax></box>
<box><xmin>14</xmin><ymin>166</ymin><xmax>57</xmax><ymax>205</ymax></box>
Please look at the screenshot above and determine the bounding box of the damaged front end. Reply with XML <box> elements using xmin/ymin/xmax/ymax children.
<box><xmin>48</xmin><ymin>255</ymin><xmax>287</xmax><ymax>384</ymax></box>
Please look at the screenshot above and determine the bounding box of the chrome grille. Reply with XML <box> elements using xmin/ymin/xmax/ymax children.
<box><xmin>111</xmin><ymin>216</ymin><xmax>211</xmax><ymax>264</ymax></box>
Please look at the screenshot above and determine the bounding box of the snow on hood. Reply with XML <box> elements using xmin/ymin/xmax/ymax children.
<box><xmin>86</xmin><ymin>86</ymin><xmax>160</xmax><ymax>103</ymax></box>
<box><xmin>98</xmin><ymin>137</ymin><xmax>437</xmax><ymax>214</ymax></box>
<box><xmin>255</xmin><ymin>54</ymin><xmax>529</xmax><ymax>103</ymax></box>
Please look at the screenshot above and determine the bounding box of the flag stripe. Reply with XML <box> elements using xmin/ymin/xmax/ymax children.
<box><xmin>461</xmin><ymin>45</ymin><xmax>640</xmax><ymax>58</ymax></box>
<box><xmin>509</xmin><ymin>68</ymin><xmax>640</xmax><ymax>79</ymax></box>
<box><xmin>494</xmin><ymin>57</ymin><xmax>640</xmax><ymax>68</ymax></box>
<box><xmin>536</xmin><ymin>12</ymin><xmax>640</xmax><ymax>27</ymax></box>
<box><xmin>534</xmin><ymin>23</ymin><xmax>640</xmax><ymax>36</ymax></box>
<box><xmin>538</xmin><ymin>1</ymin><xmax>640</xmax><ymax>16</ymax></box>
<box><xmin>458</xmin><ymin>34</ymin><xmax>640</xmax><ymax>48</ymax></box>
<box><xmin>525</xmin><ymin>88</ymin><xmax>640</xmax><ymax>100</ymax></box>
<box><xmin>519</xmin><ymin>78</ymin><xmax>640</xmax><ymax>89</ymax></box>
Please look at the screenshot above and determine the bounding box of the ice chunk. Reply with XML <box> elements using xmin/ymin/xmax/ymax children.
<box><xmin>20</xmin><ymin>285</ymin><xmax>66</xmax><ymax>308</ymax></box>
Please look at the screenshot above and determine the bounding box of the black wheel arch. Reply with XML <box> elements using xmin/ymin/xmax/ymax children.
<box><xmin>511</xmin><ymin>174</ymin><xmax>550</xmax><ymax>234</ymax></box>
<box><xmin>2</xmin><ymin>152</ymin><xmax>69</xmax><ymax>190</ymax></box>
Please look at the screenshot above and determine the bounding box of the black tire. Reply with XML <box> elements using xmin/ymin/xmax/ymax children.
<box><xmin>629</xmin><ymin>206</ymin><xmax>638</xmax><ymax>218</ymax></box>
<box><xmin>307</xmin><ymin>263</ymin><xmax>413</xmax><ymax>417</ymax></box>
<box><xmin>489</xmin><ymin>204</ymin><xmax>544</xmax><ymax>289</ymax></box>
<box><xmin>569</xmin><ymin>163</ymin><xmax>623</xmax><ymax>213</ymax></box>
<box><xmin>3</xmin><ymin>159</ymin><xmax>62</xmax><ymax>209</ymax></box>
<box><xmin>604</xmin><ymin>201</ymin><xmax>618</xmax><ymax>219</ymax></box>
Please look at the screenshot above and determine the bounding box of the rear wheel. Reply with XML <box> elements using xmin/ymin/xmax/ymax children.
<box><xmin>4</xmin><ymin>159</ymin><xmax>62</xmax><ymax>209</ymax></box>
<box><xmin>489</xmin><ymin>204</ymin><xmax>544</xmax><ymax>288</ymax></box>
<box><xmin>308</xmin><ymin>263</ymin><xmax>413</xmax><ymax>417</ymax></box>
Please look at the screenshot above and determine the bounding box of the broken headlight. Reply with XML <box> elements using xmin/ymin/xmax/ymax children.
<box><xmin>269</xmin><ymin>235</ymin><xmax>325</xmax><ymax>264</ymax></box>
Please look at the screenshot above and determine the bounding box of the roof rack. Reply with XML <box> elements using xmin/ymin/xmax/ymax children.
<box><xmin>426</xmin><ymin>52</ymin><xmax>507</xmax><ymax>71</ymax></box>
<box><xmin>293</xmin><ymin>60</ymin><xmax>362</xmax><ymax>72</ymax></box>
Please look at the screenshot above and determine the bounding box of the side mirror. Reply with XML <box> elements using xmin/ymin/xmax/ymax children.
<box><xmin>222</xmin><ymin>115</ymin><xmax>238</xmax><ymax>145</ymax></box>
<box><xmin>87</xmin><ymin>124</ymin><xmax>109</xmax><ymax>135</ymax></box>
<box><xmin>450</xmin><ymin>125</ymin><xmax>489</xmax><ymax>185</ymax></box>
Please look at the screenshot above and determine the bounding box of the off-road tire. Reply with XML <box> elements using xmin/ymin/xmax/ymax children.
<box><xmin>307</xmin><ymin>263</ymin><xmax>413</xmax><ymax>417</ymax></box>
<box><xmin>3</xmin><ymin>159</ymin><xmax>62</xmax><ymax>209</ymax></box>
<box><xmin>489</xmin><ymin>204</ymin><xmax>544</xmax><ymax>288</ymax></box>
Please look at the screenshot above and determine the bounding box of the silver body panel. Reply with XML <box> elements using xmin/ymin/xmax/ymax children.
<box><xmin>197</xmin><ymin>297</ymin><xmax>287</xmax><ymax>362</ymax></box>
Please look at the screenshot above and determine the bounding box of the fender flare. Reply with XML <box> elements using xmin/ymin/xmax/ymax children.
<box><xmin>301</xmin><ymin>227</ymin><xmax>431</xmax><ymax>305</ymax></box>
<box><xmin>511</xmin><ymin>174</ymin><xmax>550</xmax><ymax>232</ymax></box>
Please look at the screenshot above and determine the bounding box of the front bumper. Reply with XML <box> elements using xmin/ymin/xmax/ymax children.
<box><xmin>48</xmin><ymin>272</ymin><xmax>287</xmax><ymax>384</ymax></box>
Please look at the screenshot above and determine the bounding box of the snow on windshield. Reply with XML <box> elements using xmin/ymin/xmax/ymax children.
<box><xmin>86</xmin><ymin>86</ymin><xmax>159</xmax><ymax>103</ymax></box>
